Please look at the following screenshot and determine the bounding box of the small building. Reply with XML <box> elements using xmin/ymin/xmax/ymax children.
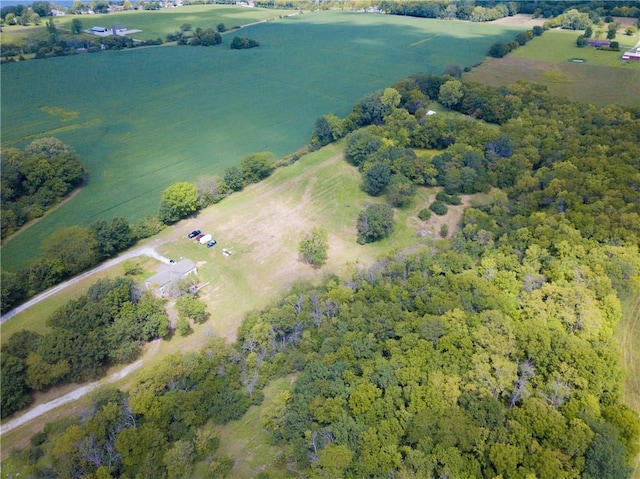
<box><xmin>145</xmin><ymin>259</ymin><xmax>197</xmax><ymax>296</ymax></box>
<box><xmin>586</xmin><ymin>39</ymin><xmax>610</xmax><ymax>48</ymax></box>
<box><xmin>622</xmin><ymin>48</ymin><xmax>640</xmax><ymax>61</ymax></box>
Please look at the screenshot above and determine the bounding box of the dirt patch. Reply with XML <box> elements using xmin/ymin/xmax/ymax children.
<box><xmin>409</xmin><ymin>190</ymin><xmax>473</xmax><ymax>240</ymax></box>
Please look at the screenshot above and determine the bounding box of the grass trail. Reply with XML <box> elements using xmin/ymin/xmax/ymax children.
<box><xmin>619</xmin><ymin>290</ymin><xmax>640</xmax><ymax>478</ymax></box>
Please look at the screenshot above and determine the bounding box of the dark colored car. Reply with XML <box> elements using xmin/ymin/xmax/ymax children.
<box><xmin>188</xmin><ymin>229</ymin><xmax>201</xmax><ymax>238</ymax></box>
<box><xmin>206</xmin><ymin>240</ymin><xmax>217</xmax><ymax>248</ymax></box>
<box><xmin>195</xmin><ymin>234</ymin><xmax>205</xmax><ymax>241</ymax></box>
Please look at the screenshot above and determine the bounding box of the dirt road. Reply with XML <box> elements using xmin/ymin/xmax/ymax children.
<box><xmin>0</xmin><ymin>360</ymin><xmax>144</xmax><ymax>435</ymax></box>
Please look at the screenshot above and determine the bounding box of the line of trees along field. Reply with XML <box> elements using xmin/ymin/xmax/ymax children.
<box><xmin>5</xmin><ymin>75</ymin><xmax>640</xmax><ymax>478</ymax></box>
<box><xmin>1</xmin><ymin>138</ymin><xmax>85</xmax><ymax>239</ymax></box>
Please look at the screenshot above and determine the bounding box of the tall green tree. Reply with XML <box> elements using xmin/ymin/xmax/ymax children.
<box><xmin>357</xmin><ymin>203</ymin><xmax>395</xmax><ymax>244</ymax></box>
<box><xmin>159</xmin><ymin>182</ymin><xmax>199</xmax><ymax>224</ymax></box>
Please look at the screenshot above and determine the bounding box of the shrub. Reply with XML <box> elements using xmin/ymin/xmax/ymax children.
<box><xmin>440</xmin><ymin>224</ymin><xmax>449</xmax><ymax>238</ymax></box>
<box><xmin>429</xmin><ymin>200</ymin><xmax>448</xmax><ymax>216</ymax></box>
<box><xmin>230</xmin><ymin>36</ymin><xmax>260</xmax><ymax>49</ymax></box>
<box><xmin>298</xmin><ymin>227</ymin><xmax>328</xmax><ymax>267</ymax></box>
<box><xmin>418</xmin><ymin>208</ymin><xmax>432</xmax><ymax>221</ymax></box>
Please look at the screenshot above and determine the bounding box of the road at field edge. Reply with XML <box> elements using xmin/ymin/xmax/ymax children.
<box><xmin>0</xmin><ymin>245</ymin><xmax>171</xmax><ymax>323</ymax></box>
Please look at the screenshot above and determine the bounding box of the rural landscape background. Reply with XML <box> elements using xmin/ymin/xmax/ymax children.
<box><xmin>1</xmin><ymin>2</ymin><xmax>640</xmax><ymax>479</ymax></box>
<box><xmin>1</xmin><ymin>10</ymin><xmax>522</xmax><ymax>269</ymax></box>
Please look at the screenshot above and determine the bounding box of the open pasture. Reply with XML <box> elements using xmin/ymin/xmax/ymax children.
<box><xmin>52</xmin><ymin>4</ymin><xmax>293</xmax><ymax>41</ymax></box>
<box><xmin>1</xmin><ymin>10</ymin><xmax>522</xmax><ymax>270</ymax></box>
<box><xmin>465</xmin><ymin>29</ymin><xmax>640</xmax><ymax>107</ymax></box>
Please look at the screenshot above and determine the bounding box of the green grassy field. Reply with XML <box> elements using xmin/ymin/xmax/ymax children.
<box><xmin>55</xmin><ymin>5</ymin><xmax>292</xmax><ymax>40</ymax></box>
<box><xmin>0</xmin><ymin>9</ymin><xmax>522</xmax><ymax>271</ymax></box>
<box><xmin>465</xmin><ymin>29</ymin><xmax>640</xmax><ymax>107</ymax></box>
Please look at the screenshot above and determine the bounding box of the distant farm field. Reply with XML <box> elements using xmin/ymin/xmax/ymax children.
<box><xmin>52</xmin><ymin>5</ymin><xmax>292</xmax><ymax>41</ymax></box>
<box><xmin>0</xmin><ymin>9</ymin><xmax>523</xmax><ymax>270</ymax></box>
<box><xmin>465</xmin><ymin>29</ymin><xmax>640</xmax><ymax>107</ymax></box>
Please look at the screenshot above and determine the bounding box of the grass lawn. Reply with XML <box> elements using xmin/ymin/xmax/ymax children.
<box><xmin>465</xmin><ymin>29</ymin><xmax>640</xmax><ymax>107</ymax></box>
<box><xmin>206</xmin><ymin>376</ymin><xmax>296</xmax><ymax>478</ymax></box>
<box><xmin>0</xmin><ymin>10</ymin><xmax>523</xmax><ymax>271</ymax></box>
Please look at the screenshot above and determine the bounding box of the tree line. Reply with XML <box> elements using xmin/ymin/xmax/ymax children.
<box><xmin>6</xmin><ymin>73</ymin><xmax>640</xmax><ymax>478</ymax></box>
<box><xmin>2</xmin><ymin>277</ymin><xmax>169</xmax><ymax>418</ymax></box>
<box><xmin>1</xmin><ymin>138</ymin><xmax>85</xmax><ymax>239</ymax></box>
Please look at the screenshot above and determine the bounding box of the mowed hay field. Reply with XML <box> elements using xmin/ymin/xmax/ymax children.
<box><xmin>0</xmin><ymin>8</ymin><xmax>523</xmax><ymax>270</ymax></box>
<box><xmin>465</xmin><ymin>29</ymin><xmax>640</xmax><ymax>107</ymax></box>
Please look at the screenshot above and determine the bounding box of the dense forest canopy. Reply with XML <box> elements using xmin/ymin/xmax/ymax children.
<box><xmin>6</xmin><ymin>75</ymin><xmax>640</xmax><ymax>478</ymax></box>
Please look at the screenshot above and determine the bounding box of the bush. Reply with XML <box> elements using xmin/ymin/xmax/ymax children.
<box><xmin>439</xmin><ymin>224</ymin><xmax>449</xmax><ymax>238</ymax></box>
<box><xmin>230</xmin><ymin>36</ymin><xmax>260</xmax><ymax>49</ymax></box>
<box><xmin>298</xmin><ymin>227</ymin><xmax>328</xmax><ymax>267</ymax></box>
<box><xmin>435</xmin><ymin>191</ymin><xmax>461</xmax><ymax>205</ymax></box>
<box><xmin>418</xmin><ymin>208</ymin><xmax>432</xmax><ymax>221</ymax></box>
<box><xmin>429</xmin><ymin>201</ymin><xmax>448</xmax><ymax>216</ymax></box>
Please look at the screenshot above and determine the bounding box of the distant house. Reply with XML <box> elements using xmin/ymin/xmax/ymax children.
<box><xmin>145</xmin><ymin>259</ymin><xmax>197</xmax><ymax>295</ymax></box>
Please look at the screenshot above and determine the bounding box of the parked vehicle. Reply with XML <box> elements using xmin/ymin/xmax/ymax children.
<box><xmin>188</xmin><ymin>229</ymin><xmax>201</xmax><ymax>238</ymax></box>
<box><xmin>195</xmin><ymin>234</ymin><xmax>205</xmax><ymax>241</ymax></box>
<box><xmin>206</xmin><ymin>240</ymin><xmax>217</xmax><ymax>248</ymax></box>
<box><xmin>199</xmin><ymin>234</ymin><xmax>212</xmax><ymax>245</ymax></box>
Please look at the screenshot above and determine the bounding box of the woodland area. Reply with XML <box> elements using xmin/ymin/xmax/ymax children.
<box><xmin>1</xmin><ymin>138</ymin><xmax>85</xmax><ymax>239</ymax></box>
<box><xmin>4</xmin><ymin>75</ymin><xmax>640</xmax><ymax>478</ymax></box>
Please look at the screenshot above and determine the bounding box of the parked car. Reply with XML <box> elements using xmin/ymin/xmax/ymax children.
<box><xmin>188</xmin><ymin>229</ymin><xmax>201</xmax><ymax>238</ymax></box>
<box><xmin>206</xmin><ymin>240</ymin><xmax>217</xmax><ymax>248</ymax></box>
<box><xmin>195</xmin><ymin>233</ymin><xmax>205</xmax><ymax>241</ymax></box>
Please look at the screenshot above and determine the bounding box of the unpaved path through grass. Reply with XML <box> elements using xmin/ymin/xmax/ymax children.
<box><xmin>619</xmin><ymin>291</ymin><xmax>640</xmax><ymax>478</ymax></box>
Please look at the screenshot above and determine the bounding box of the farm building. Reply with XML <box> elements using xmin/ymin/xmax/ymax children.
<box><xmin>586</xmin><ymin>39</ymin><xmax>610</xmax><ymax>48</ymax></box>
<box><xmin>622</xmin><ymin>48</ymin><xmax>640</xmax><ymax>61</ymax></box>
<box><xmin>145</xmin><ymin>259</ymin><xmax>197</xmax><ymax>295</ymax></box>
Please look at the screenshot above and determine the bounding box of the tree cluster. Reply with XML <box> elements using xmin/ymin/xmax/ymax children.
<box><xmin>10</xmin><ymin>341</ymin><xmax>254</xmax><ymax>478</ymax></box>
<box><xmin>230</xmin><ymin>36</ymin><xmax>260</xmax><ymax>49</ymax></box>
<box><xmin>1</xmin><ymin>216</ymin><xmax>142</xmax><ymax>314</ymax></box>
<box><xmin>168</xmin><ymin>24</ymin><xmax>222</xmax><ymax>46</ymax></box>
<box><xmin>1</xmin><ymin>138</ymin><xmax>85</xmax><ymax>239</ymax></box>
<box><xmin>488</xmin><ymin>27</ymin><xmax>540</xmax><ymax>59</ymax></box>
<box><xmin>2</xmin><ymin>277</ymin><xmax>169</xmax><ymax>418</ymax></box>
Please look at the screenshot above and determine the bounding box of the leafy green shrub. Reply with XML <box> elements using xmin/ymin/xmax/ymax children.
<box><xmin>440</xmin><ymin>224</ymin><xmax>449</xmax><ymax>238</ymax></box>
<box><xmin>230</xmin><ymin>36</ymin><xmax>260</xmax><ymax>49</ymax></box>
<box><xmin>429</xmin><ymin>200</ymin><xmax>448</xmax><ymax>216</ymax></box>
<box><xmin>418</xmin><ymin>208</ymin><xmax>432</xmax><ymax>221</ymax></box>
